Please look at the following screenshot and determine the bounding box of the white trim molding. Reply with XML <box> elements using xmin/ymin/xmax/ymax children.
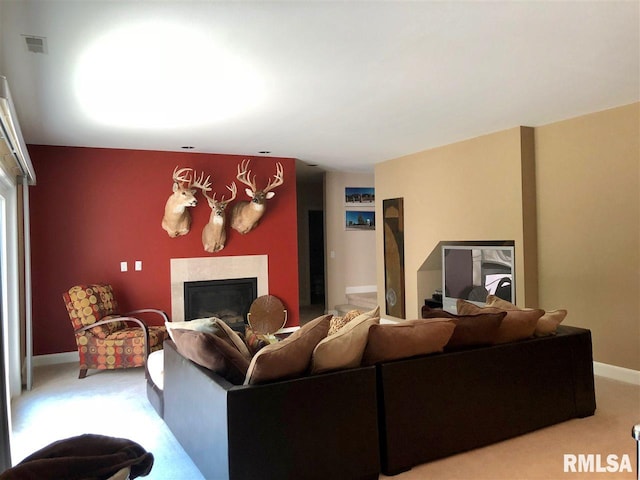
<box><xmin>32</xmin><ymin>351</ymin><xmax>77</xmax><ymax>367</ymax></box>
<box><xmin>345</xmin><ymin>285</ymin><xmax>377</xmax><ymax>294</ymax></box>
<box><xmin>593</xmin><ymin>361</ymin><xmax>640</xmax><ymax>385</ymax></box>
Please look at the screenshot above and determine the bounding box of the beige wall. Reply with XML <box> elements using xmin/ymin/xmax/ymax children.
<box><xmin>325</xmin><ymin>171</ymin><xmax>376</xmax><ymax>311</ymax></box>
<box><xmin>375</xmin><ymin>127</ymin><xmax>536</xmax><ymax>320</ymax></box>
<box><xmin>374</xmin><ymin>103</ymin><xmax>639</xmax><ymax>370</ymax></box>
<box><xmin>535</xmin><ymin>103</ymin><xmax>639</xmax><ymax>370</ymax></box>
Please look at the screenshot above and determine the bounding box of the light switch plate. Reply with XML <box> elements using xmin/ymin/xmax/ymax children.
<box><xmin>135</xmin><ymin>261</ymin><xmax>142</xmax><ymax>271</ymax></box>
<box><xmin>120</xmin><ymin>261</ymin><xmax>128</xmax><ymax>272</ymax></box>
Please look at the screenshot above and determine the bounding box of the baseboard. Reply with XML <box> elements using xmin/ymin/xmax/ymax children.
<box><xmin>345</xmin><ymin>285</ymin><xmax>377</xmax><ymax>294</ymax></box>
<box><xmin>32</xmin><ymin>351</ymin><xmax>77</xmax><ymax>367</ymax></box>
<box><xmin>593</xmin><ymin>361</ymin><xmax>640</xmax><ymax>385</ymax></box>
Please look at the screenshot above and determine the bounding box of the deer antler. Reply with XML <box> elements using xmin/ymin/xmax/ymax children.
<box><xmin>203</xmin><ymin>181</ymin><xmax>237</xmax><ymax>205</ymax></box>
<box><xmin>172</xmin><ymin>166</ymin><xmax>193</xmax><ymax>186</ymax></box>
<box><xmin>192</xmin><ymin>171</ymin><xmax>212</xmax><ymax>194</ymax></box>
<box><xmin>236</xmin><ymin>159</ymin><xmax>257</xmax><ymax>192</ymax></box>
<box><xmin>221</xmin><ymin>182</ymin><xmax>237</xmax><ymax>204</ymax></box>
<box><xmin>263</xmin><ymin>162</ymin><xmax>284</xmax><ymax>193</ymax></box>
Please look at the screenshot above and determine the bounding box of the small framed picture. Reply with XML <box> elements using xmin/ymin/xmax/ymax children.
<box><xmin>345</xmin><ymin>187</ymin><xmax>375</xmax><ymax>206</ymax></box>
<box><xmin>345</xmin><ymin>210</ymin><xmax>375</xmax><ymax>231</ymax></box>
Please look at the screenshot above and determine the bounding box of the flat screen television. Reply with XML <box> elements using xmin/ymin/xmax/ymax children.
<box><xmin>441</xmin><ymin>243</ymin><xmax>515</xmax><ymax>313</ymax></box>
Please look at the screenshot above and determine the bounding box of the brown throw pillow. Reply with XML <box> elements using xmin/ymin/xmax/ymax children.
<box><xmin>422</xmin><ymin>309</ymin><xmax>506</xmax><ymax>348</ymax></box>
<box><xmin>214</xmin><ymin>318</ymin><xmax>252</xmax><ymax>359</ymax></box>
<box><xmin>456</xmin><ymin>299</ymin><xmax>543</xmax><ymax>344</ymax></box>
<box><xmin>244</xmin><ymin>314</ymin><xmax>332</xmax><ymax>385</ymax></box>
<box><xmin>485</xmin><ymin>295</ymin><xmax>567</xmax><ymax>337</ymax></box>
<box><xmin>362</xmin><ymin>318</ymin><xmax>455</xmax><ymax>365</ymax></box>
<box><xmin>172</xmin><ymin>329</ymin><xmax>250</xmax><ymax>385</ymax></box>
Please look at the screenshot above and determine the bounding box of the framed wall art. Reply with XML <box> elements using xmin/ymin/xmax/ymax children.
<box><xmin>345</xmin><ymin>187</ymin><xmax>375</xmax><ymax>207</ymax></box>
<box><xmin>345</xmin><ymin>210</ymin><xmax>375</xmax><ymax>231</ymax></box>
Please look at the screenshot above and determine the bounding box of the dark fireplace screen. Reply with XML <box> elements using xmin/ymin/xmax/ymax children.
<box><xmin>184</xmin><ymin>278</ymin><xmax>258</xmax><ymax>332</ymax></box>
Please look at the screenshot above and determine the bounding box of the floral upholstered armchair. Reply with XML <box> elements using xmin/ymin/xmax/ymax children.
<box><xmin>62</xmin><ymin>284</ymin><xmax>168</xmax><ymax>379</ymax></box>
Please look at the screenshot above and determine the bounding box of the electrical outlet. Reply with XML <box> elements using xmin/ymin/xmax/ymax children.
<box><xmin>135</xmin><ymin>260</ymin><xmax>142</xmax><ymax>271</ymax></box>
<box><xmin>120</xmin><ymin>261</ymin><xmax>128</xmax><ymax>272</ymax></box>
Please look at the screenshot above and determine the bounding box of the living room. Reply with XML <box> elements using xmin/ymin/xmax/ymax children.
<box><xmin>0</xmin><ymin>1</ymin><xmax>638</xmax><ymax>479</ymax></box>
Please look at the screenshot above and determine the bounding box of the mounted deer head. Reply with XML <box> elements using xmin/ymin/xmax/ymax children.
<box><xmin>161</xmin><ymin>167</ymin><xmax>211</xmax><ymax>237</ymax></box>
<box><xmin>202</xmin><ymin>182</ymin><xmax>237</xmax><ymax>253</ymax></box>
<box><xmin>231</xmin><ymin>159</ymin><xmax>284</xmax><ymax>234</ymax></box>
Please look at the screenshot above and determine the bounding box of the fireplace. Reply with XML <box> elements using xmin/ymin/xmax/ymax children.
<box><xmin>170</xmin><ymin>255</ymin><xmax>269</xmax><ymax>323</ymax></box>
<box><xmin>184</xmin><ymin>278</ymin><xmax>257</xmax><ymax>332</ymax></box>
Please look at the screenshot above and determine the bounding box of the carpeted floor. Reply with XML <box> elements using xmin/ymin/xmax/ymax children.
<box><xmin>9</xmin><ymin>361</ymin><xmax>639</xmax><ymax>480</ymax></box>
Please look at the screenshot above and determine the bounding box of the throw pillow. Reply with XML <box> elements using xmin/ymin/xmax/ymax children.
<box><xmin>534</xmin><ymin>309</ymin><xmax>568</xmax><ymax>336</ymax></box>
<box><xmin>328</xmin><ymin>306</ymin><xmax>380</xmax><ymax>336</ymax></box>
<box><xmin>422</xmin><ymin>309</ymin><xmax>506</xmax><ymax>349</ymax></box>
<box><xmin>214</xmin><ymin>318</ymin><xmax>252</xmax><ymax>359</ymax></box>
<box><xmin>311</xmin><ymin>312</ymin><xmax>380</xmax><ymax>374</ymax></box>
<box><xmin>328</xmin><ymin>309</ymin><xmax>361</xmax><ymax>335</ymax></box>
<box><xmin>164</xmin><ymin>317</ymin><xmax>217</xmax><ymax>341</ymax></box>
<box><xmin>485</xmin><ymin>294</ymin><xmax>567</xmax><ymax>337</ymax></box>
<box><xmin>362</xmin><ymin>318</ymin><xmax>455</xmax><ymax>365</ymax></box>
<box><xmin>166</xmin><ymin>317</ymin><xmax>252</xmax><ymax>360</ymax></box>
<box><xmin>456</xmin><ymin>299</ymin><xmax>543</xmax><ymax>344</ymax></box>
<box><xmin>172</xmin><ymin>329</ymin><xmax>250</xmax><ymax>385</ymax></box>
<box><xmin>244</xmin><ymin>325</ymin><xmax>269</xmax><ymax>356</ymax></box>
<box><xmin>244</xmin><ymin>314</ymin><xmax>332</xmax><ymax>385</ymax></box>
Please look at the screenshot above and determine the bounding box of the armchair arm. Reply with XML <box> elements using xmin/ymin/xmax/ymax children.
<box><xmin>75</xmin><ymin>316</ymin><xmax>152</xmax><ymax>382</ymax></box>
<box><xmin>124</xmin><ymin>308</ymin><xmax>169</xmax><ymax>323</ymax></box>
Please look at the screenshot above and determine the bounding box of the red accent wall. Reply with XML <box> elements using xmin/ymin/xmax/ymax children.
<box><xmin>29</xmin><ymin>145</ymin><xmax>299</xmax><ymax>355</ymax></box>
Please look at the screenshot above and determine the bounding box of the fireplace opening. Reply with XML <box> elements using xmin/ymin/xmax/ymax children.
<box><xmin>184</xmin><ymin>278</ymin><xmax>258</xmax><ymax>332</ymax></box>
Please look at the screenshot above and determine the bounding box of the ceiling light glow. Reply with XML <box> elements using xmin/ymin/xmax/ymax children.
<box><xmin>74</xmin><ymin>22</ymin><xmax>266</xmax><ymax>129</ymax></box>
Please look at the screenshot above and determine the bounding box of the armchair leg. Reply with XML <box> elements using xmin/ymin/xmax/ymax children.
<box><xmin>78</xmin><ymin>368</ymin><xmax>88</xmax><ymax>379</ymax></box>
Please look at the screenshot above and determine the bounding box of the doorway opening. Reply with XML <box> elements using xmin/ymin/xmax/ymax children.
<box><xmin>308</xmin><ymin>210</ymin><xmax>325</xmax><ymax>306</ymax></box>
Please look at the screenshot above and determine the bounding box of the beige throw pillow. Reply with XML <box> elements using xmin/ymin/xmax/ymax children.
<box><xmin>311</xmin><ymin>311</ymin><xmax>380</xmax><ymax>374</ymax></box>
<box><xmin>485</xmin><ymin>295</ymin><xmax>567</xmax><ymax>337</ymax></box>
<box><xmin>244</xmin><ymin>314</ymin><xmax>331</xmax><ymax>385</ymax></box>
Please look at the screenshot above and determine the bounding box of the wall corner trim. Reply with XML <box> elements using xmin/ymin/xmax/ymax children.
<box><xmin>593</xmin><ymin>361</ymin><xmax>640</xmax><ymax>385</ymax></box>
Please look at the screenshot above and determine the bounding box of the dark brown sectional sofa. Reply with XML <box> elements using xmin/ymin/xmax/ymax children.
<box><xmin>157</xmin><ymin>325</ymin><xmax>596</xmax><ymax>479</ymax></box>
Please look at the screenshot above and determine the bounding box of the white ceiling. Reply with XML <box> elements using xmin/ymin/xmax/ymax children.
<box><xmin>0</xmin><ymin>1</ymin><xmax>638</xmax><ymax>173</ymax></box>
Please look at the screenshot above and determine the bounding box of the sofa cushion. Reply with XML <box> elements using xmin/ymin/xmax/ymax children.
<box><xmin>166</xmin><ymin>317</ymin><xmax>251</xmax><ymax>359</ymax></box>
<box><xmin>485</xmin><ymin>295</ymin><xmax>567</xmax><ymax>337</ymax></box>
<box><xmin>311</xmin><ymin>311</ymin><xmax>380</xmax><ymax>374</ymax></box>
<box><xmin>244</xmin><ymin>314</ymin><xmax>332</xmax><ymax>385</ymax></box>
<box><xmin>422</xmin><ymin>309</ymin><xmax>506</xmax><ymax>349</ymax></box>
<box><xmin>456</xmin><ymin>300</ymin><xmax>543</xmax><ymax>344</ymax></box>
<box><xmin>362</xmin><ymin>318</ymin><xmax>455</xmax><ymax>365</ymax></box>
<box><xmin>172</xmin><ymin>329</ymin><xmax>250</xmax><ymax>385</ymax></box>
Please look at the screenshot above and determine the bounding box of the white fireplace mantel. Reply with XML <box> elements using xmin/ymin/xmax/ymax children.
<box><xmin>170</xmin><ymin>255</ymin><xmax>269</xmax><ymax>322</ymax></box>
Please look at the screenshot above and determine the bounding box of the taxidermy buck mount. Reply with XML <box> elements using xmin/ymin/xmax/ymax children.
<box><xmin>202</xmin><ymin>181</ymin><xmax>237</xmax><ymax>252</ymax></box>
<box><xmin>162</xmin><ymin>167</ymin><xmax>211</xmax><ymax>237</ymax></box>
<box><xmin>231</xmin><ymin>159</ymin><xmax>285</xmax><ymax>234</ymax></box>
